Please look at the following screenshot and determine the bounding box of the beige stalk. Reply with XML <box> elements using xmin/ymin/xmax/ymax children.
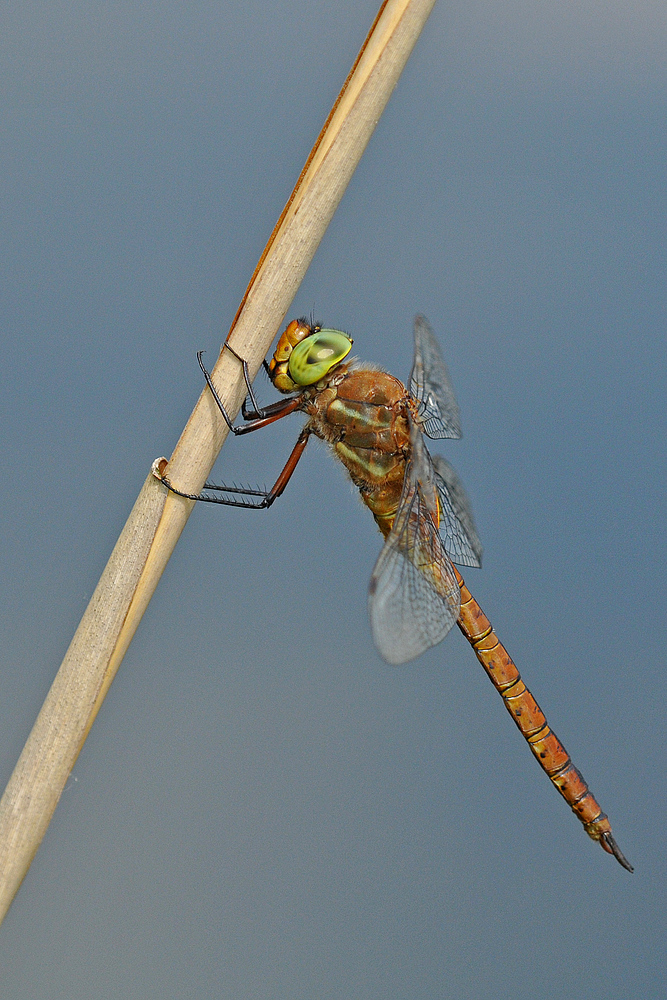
<box><xmin>0</xmin><ymin>0</ymin><xmax>437</xmax><ymax>922</ymax></box>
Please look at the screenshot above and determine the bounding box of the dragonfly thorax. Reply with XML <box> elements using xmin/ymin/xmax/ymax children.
<box><xmin>268</xmin><ymin>318</ymin><xmax>353</xmax><ymax>393</ymax></box>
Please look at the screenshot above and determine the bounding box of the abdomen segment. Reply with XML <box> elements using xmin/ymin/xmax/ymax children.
<box><xmin>454</xmin><ymin>567</ymin><xmax>632</xmax><ymax>871</ymax></box>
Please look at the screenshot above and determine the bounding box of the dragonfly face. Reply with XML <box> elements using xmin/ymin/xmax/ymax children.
<box><xmin>267</xmin><ymin>318</ymin><xmax>353</xmax><ymax>392</ymax></box>
<box><xmin>159</xmin><ymin>315</ymin><xmax>632</xmax><ymax>871</ymax></box>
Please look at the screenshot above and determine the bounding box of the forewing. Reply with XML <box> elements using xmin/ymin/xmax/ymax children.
<box><xmin>432</xmin><ymin>454</ymin><xmax>483</xmax><ymax>568</ymax></box>
<box><xmin>368</xmin><ymin>436</ymin><xmax>460</xmax><ymax>664</ymax></box>
<box><xmin>409</xmin><ymin>315</ymin><xmax>462</xmax><ymax>440</ymax></box>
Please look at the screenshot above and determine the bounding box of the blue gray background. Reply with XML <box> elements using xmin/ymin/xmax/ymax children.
<box><xmin>1</xmin><ymin>2</ymin><xmax>665</xmax><ymax>997</ymax></box>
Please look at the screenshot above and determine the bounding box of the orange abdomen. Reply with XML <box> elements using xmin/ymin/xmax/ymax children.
<box><xmin>454</xmin><ymin>566</ymin><xmax>625</xmax><ymax>859</ymax></box>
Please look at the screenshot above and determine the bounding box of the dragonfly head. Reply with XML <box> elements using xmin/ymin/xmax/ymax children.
<box><xmin>268</xmin><ymin>318</ymin><xmax>353</xmax><ymax>393</ymax></box>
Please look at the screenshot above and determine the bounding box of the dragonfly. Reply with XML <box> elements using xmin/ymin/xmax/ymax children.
<box><xmin>161</xmin><ymin>315</ymin><xmax>632</xmax><ymax>871</ymax></box>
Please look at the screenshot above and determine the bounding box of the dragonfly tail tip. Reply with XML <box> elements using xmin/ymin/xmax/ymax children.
<box><xmin>601</xmin><ymin>831</ymin><xmax>634</xmax><ymax>873</ymax></box>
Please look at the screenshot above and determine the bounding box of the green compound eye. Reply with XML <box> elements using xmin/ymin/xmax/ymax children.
<box><xmin>287</xmin><ymin>329</ymin><xmax>352</xmax><ymax>386</ymax></box>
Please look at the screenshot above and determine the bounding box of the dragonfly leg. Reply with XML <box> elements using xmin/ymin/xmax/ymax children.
<box><xmin>160</xmin><ymin>429</ymin><xmax>311</xmax><ymax>509</ymax></box>
<box><xmin>198</xmin><ymin>348</ymin><xmax>270</xmax><ymax>432</ymax></box>
<box><xmin>223</xmin><ymin>342</ymin><xmax>266</xmax><ymax>419</ymax></box>
<box><xmin>240</xmin><ymin>373</ymin><xmax>279</xmax><ymax>419</ymax></box>
<box><xmin>198</xmin><ymin>350</ymin><xmax>302</xmax><ymax>436</ymax></box>
<box><xmin>241</xmin><ymin>395</ymin><xmax>260</xmax><ymax>421</ymax></box>
<box><xmin>197</xmin><ymin>350</ymin><xmax>241</xmax><ymax>434</ymax></box>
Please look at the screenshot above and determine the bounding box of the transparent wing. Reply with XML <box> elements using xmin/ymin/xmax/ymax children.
<box><xmin>432</xmin><ymin>454</ymin><xmax>483</xmax><ymax>569</ymax></box>
<box><xmin>368</xmin><ymin>427</ymin><xmax>460</xmax><ymax>664</ymax></box>
<box><xmin>409</xmin><ymin>315</ymin><xmax>462</xmax><ymax>440</ymax></box>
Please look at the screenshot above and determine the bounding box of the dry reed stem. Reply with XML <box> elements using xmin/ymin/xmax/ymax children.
<box><xmin>0</xmin><ymin>0</ymin><xmax>437</xmax><ymax>923</ymax></box>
